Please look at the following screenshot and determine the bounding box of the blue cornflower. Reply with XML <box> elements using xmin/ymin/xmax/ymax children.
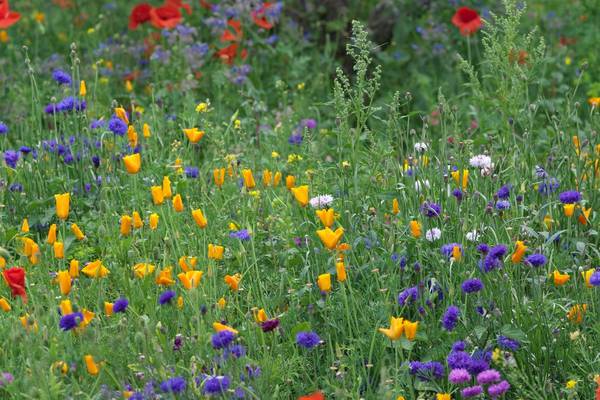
<box><xmin>185</xmin><ymin>166</ymin><xmax>199</xmax><ymax>178</ymax></box>
<box><xmin>288</xmin><ymin>133</ymin><xmax>303</xmax><ymax>145</ymax></box>
<box><xmin>590</xmin><ymin>270</ymin><xmax>600</xmax><ymax>286</ymax></box>
<box><xmin>160</xmin><ymin>376</ymin><xmax>186</xmax><ymax>394</ymax></box>
<box><xmin>524</xmin><ymin>253</ymin><xmax>546</xmax><ymax>267</ymax></box>
<box><xmin>447</xmin><ymin>351</ymin><xmax>471</xmax><ymax>370</ymax></box>
<box><xmin>211</xmin><ymin>330</ymin><xmax>235</xmax><ymax>349</ymax></box>
<box><xmin>109</xmin><ymin>116</ymin><xmax>128</xmax><ymax>136</ymax></box>
<box><xmin>202</xmin><ymin>375</ymin><xmax>230</xmax><ymax>395</ymax></box>
<box><xmin>420</xmin><ymin>201</ymin><xmax>441</xmax><ymax>217</ymax></box>
<box><xmin>442</xmin><ymin>305</ymin><xmax>460</xmax><ymax>331</ymax></box>
<box><xmin>90</xmin><ymin>119</ymin><xmax>105</xmax><ymax>130</ymax></box>
<box><xmin>397</xmin><ymin>286</ymin><xmax>419</xmax><ymax>306</ymax></box>
<box><xmin>558</xmin><ymin>190</ymin><xmax>582</xmax><ymax>204</ymax></box>
<box><xmin>0</xmin><ymin>122</ymin><xmax>7</xmax><ymax>135</ymax></box>
<box><xmin>59</xmin><ymin>312</ymin><xmax>84</xmax><ymax>331</ymax></box>
<box><xmin>452</xmin><ymin>189</ymin><xmax>463</xmax><ymax>201</ymax></box>
<box><xmin>113</xmin><ymin>297</ymin><xmax>129</xmax><ymax>313</ymax></box>
<box><xmin>497</xmin><ymin>335</ymin><xmax>520</xmax><ymax>351</ymax></box>
<box><xmin>461</xmin><ymin>278</ymin><xmax>483</xmax><ymax>293</ymax></box>
<box><xmin>230</xmin><ymin>229</ymin><xmax>250</xmax><ymax>241</ymax></box>
<box><xmin>52</xmin><ymin>69</ymin><xmax>72</xmax><ymax>85</ymax></box>
<box><xmin>496</xmin><ymin>185</ymin><xmax>511</xmax><ymax>199</ymax></box>
<box><xmin>495</xmin><ymin>200</ymin><xmax>510</xmax><ymax>210</ymax></box>
<box><xmin>158</xmin><ymin>290</ymin><xmax>176</xmax><ymax>305</ymax></box>
<box><xmin>227</xmin><ymin>344</ymin><xmax>246</xmax><ymax>358</ymax></box>
<box><xmin>408</xmin><ymin>361</ymin><xmax>445</xmax><ymax>381</ymax></box>
<box><xmin>4</xmin><ymin>150</ymin><xmax>19</xmax><ymax>168</ymax></box>
<box><xmin>296</xmin><ymin>331</ymin><xmax>320</xmax><ymax>349</ymax></box>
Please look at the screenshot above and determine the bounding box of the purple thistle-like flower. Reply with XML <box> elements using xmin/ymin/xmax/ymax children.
<box><xmin>408</xmin><ymin>361</ymin><xmax>444</xmax><ymax>381</ymax></box>
<box><xmin>452</xmin><ymin>341</ymin><xmax>466</xmax><ymax>352</ymax></box>
<box><xmin>420</xmin><ymin>201</ymin><xmax>441</xmax><ymax>217</ymax></box>
<box><xmin>260</xmin><ymin>319</ymin><xmax>280</xmax><ymax>332</ymax></box>
<box><xmin>212</xmin><ymin>330</ymin><xmax>235</xmax><ymax>349</ymax></box>
<box><xmin>488</xmin><ymin>380</ymin><xmax>510</xmax><ymax>397</ymax></box>
<box><xmin>442</xmin><ymin>305</ymin><xmax>460</xmax><ymax>331</ymax></box>
<box><xmin>524</xmin><ymin>253</ymin><xmax>546</xmax><ymax>267</ymax></box>
<box><xmin>496</xmin><ymin>185</ymin><xmax>510</xmax><ymax>199</ymax></box>
<box><xmin>476</xmin><ymin>369</ymin><xmax>501</xmax><ymax>385</ymax></box>
<box><xmin>45</xmin><ymin>103</ymin><xmax>58</xmax><ymax>114</ymax></box>
<box><xmin>158</xmin><ymin>290</ymin><xmax>176</xmax><ymax>305</ymax></box>
<box><xmin>160</xmin><ymin>376</ymin><xmax>186</xmax><ymax>393</ymax></box>
<box><xmin>558</xmin><ymin>190</ymin><xmax>582</xmax><ymax>204</ymax></box>
<box><xmin>398</xmin><ymin>286</ymin><xmax>419</xmax><ymax>306</ymax></box>
<box><xmin>462</xmin><ymin>385</ymin><xmax>483</xmax><ymax>398</ymax></box>
<box><xmin>448</xmin><ymin>368</ymin><xmax>471</xmax><ymax>384</ymax></box>
<box><xmin>296</xmin><ymin>331</ymin><xmax>320</xmax><ymax>349</ymax></box>
<box><xmin>52</xmin><ymin>69</ymin><xmax>72</xmax><ymax>85</ymax></box>
<box><xmin>488</xmin><ymin>245</ymin><xmax>507</xmax><ymax>259</ymax></box>
<box><xmin>59</xmin><ymin>312</ymin><xmax>84</xmax><ymax>331</ymax></box>
<box><xmin>0</xmin><ymin>372</ymin><xmax>14</xmax><ymax>386</ymax></box>
<box><xmin>301</xmin><ymin>119</ymin><xmax>317</xmax><ymax>129</ymax></box>
<box><xmin>202</xmin><ymin>375</ymin><xmax>230</xmax><ymax>395</ymax></box>
<box><xmin>497</xmin><ymin>335</ymin><xmax>520</xmax><ymax>351</ymax></box>
<box><xmin>113</xmin><ymin>297</ymin><xmax>129</xmax><ymax>313</ymax></box>
<box><xmin>461</xmin><ymin>278</ymin><xmax>483</xmax><ymax>294</ymax></box>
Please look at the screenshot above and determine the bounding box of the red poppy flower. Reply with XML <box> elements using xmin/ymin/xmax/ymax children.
<box><xmin>298</xmin><ymin>391</ymin><xmax>325</xmax><ymax>400</ymax></box>
<box><xmin>252</xmin><ymin>2</ymin><xmax>274</xmax><ymax>30</ymax></box>
<box><xmin>167</xmin><ymin>0</ymin><xmax>192</xmax><ymax>15</ymax></box>
<box><xmin>216</xmin><ymin>43</ymin><xmax>239</xmax><ymax>65</ymax></box>
<box><xmin>0</xmin><ymin>0</ymin><xmax>21</xmax><ymax>29</ymax></box>
<box><xmin>3</xmin><ymin>267</ymin><xmax>26</xmax><ymax>302</ymax></box>
<box><xmin>221</xmin><ymin>19</ymin><xmax>243</xmax><ymax>42</ymax></box>
<box><xmin>150</xmin><ymin>4</ymin><xmax>182</xmax><ymax>29</ymax></box>
<box><xmin>451</xmin><ymin>7</ymin><xmax>482</xmax><ymax>36</ymax></box>
<box><xmin>129</xmin><ymin>3</ymin><xmax>153</xmax><ymax>30</ymax></box>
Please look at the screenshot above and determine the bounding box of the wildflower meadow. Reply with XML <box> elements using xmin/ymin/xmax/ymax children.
<box><xmin>1</xmin><ymin>0</ymin><xmax>600</xmax><ymax>399</ymax></box>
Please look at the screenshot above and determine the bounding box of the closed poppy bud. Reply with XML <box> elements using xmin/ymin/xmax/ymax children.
<box><xmin>317</xmin><ymin>273</ymin><xmax>331</xmax><ymax>292</ymax></box>
<box><xmin>127</xmin><ymin>125</ymin><xmax>138</xmax><ymax>148</ymax></box>
<box><xmin>84</xmin><ymin>355</ymin><xmax>100</xmax><ymax>375</ymax></box>
<box><xmin>285</xmin><ymin>175</ymin><xmax>296</xmax><ymax>190</ymax></box>
<box><xmin>582</xmin><ymin>269</ymin><xmax>595</xmax><ymax>288</ymax></box>
<box><xmin>132</xmin><ymin>211</ymin><xmax>144</xmax><ymax>229</ymax></box>
<box><xmin>162</xmin><ymin>176</ymin><xmax>172</xmax><ymax>198</ymax></box>
<box><xmin>254</xmin><ymin>308</ymin><xmax>268</xmax><ymax>323</ymax></box>
<box><xmin>242</xmin><ymin>169</ymin><xmax>256</xmax><ymax>189</ymax></box>
<box><xmin>291</xmin><ymin>185</ymin><xmax>309</xmax><ymax>207</ymax></box>
<box><xmin>213</xmin><ymin>168</ymin><xmax>225</xmax><ymax>188</ymax></box>
<box><xmin>511</xmin><ymin>241</ymin><xmax>527</xmax><ymax>263</ymax></box>
<box><xmin>115</xmin><ymin>107</ymin><xmax>129</xmax><ymax>124</ymax></box>
<box><xmin>183</xmin><ymin>128</ymin><xmax>205</xmax><ymax>143</ymax></box>
<box><xmin>47</xmin><ymin>224</ymin><xmax>57</xmax><ymax>244</ymax></box>
<box><xmin>564</xmin><ymin>204</ymin><xmax>575</xmax><ymax>217</ymax></box>
<box><xmin>208</xmin><ymin>244</ymin><xmax>224</xmax><ymax>260</ymax></box>
<box><xmin>59</xmin><ymin>299</ymin><xmax>73</xmax><ymax>316</ymax></box>
<box><xmin>451</xmin><ymin>169</ymin><xmax>469</xmax><ymax>189</ymax></box>
<box><xmin>578</xmin><ymin>207</ymin><xmax>592</xmax><ymax>225</ymax></box>
<box><xmin>71</xmin><ymin>223</ymin><xmax>85</xmax><ymax>240</ymax></box>
<box><xmin>316</xmin><ymin>208</ymin><xmax>335</xmax><ymax>228</ymax></box>
<box><xmin>54</xmin><ymin>242</ymin><xmax>64</xmax><ymax>259</ymax></box>
<box><xmin>104</xmin><ymin>302</ymin><xmax>114</xmax><ymax>316</ymax></box>
<box><xmin>172</xmin><ymin>194</ymin><xmax>184</xmax><ymax>212</ymax></box>
<box><xmin>452</xmin><ymin>246</ymin><xmax>461</xmax><ymax>261</ymax></box>
<box><xmin>151</xmin><ymin>186</ymin><xmax>164</xmax><ymax>205</ymax></box>
<box><xmin>0</xmin><ymin>297</ymin><xmax>11</xmax><ymax>312</ymax></box>
<box><xmin>79</xmin><ymin>80</ymin><xmax>86</xmax><ymax>97</ymax></box>
<box><xmin>336</xmin><ymin>261</ymin><xmax>347</xmax><ymax>282</ymax></box>
<box><xmin>543</xmin><ymin>215</ymin><xmax>554</xmax><ymax>230</ymax></box>
<box><xmin>0</xmin><ymin>257</ymin><xmax>4</xmax><ymax>269</ymax></box>
<box><xmin>155</xmin><ymin>267</ymin><xmax>175</xmax><ymax>285</ymax></box>
<box><xmin>553</xmin><ymin>270</ymin><xmax>570</xmax><ymax>286</ymax></box>
<box><xmin>177</xmin><ymin>296</ymin><xmax>184</xmax><ymax>309</ymax></box>
<box><xmin>132</xmin><ymin>263</ymin><xmax>155</xmax><ymax>278</ymax></box>
<box><xmin>217</xmin><ymin>297</ymin><xmax>226</xmax><ymax>309</ymax></box>
<box><xmin>178</xmin><ymin>256</ymin><xmax>197</xmax><ymax>272</ymax></box>
<box><xmin>403</xmin><ymin>320</ymin><xmax>419</xmax><ymax>340</ymax></box>
<box><xmin>69</xmin><ymin>259</ymin><xmax>79</xmax><ymax>278</ymax></box>
<box><xmin>316</xmin><ymin>227</ymin><xmax>344</xmax><ymax>250</ymax></box>
<box><xmin>409</xmin><ymin>220</ymin><xmax>422</xmax><ymax>238</ymax></box>
<box><xmin>143</xmin><ymin>123</ymin><xmax>151</xmax><ymax>138</ymax></box>
<box><xmin>192</xmin><ymin>209</ymin><xmax>207</xmax><ymax>228</ymax></box>
<box><xmin>21</xmin><ymin>218</ymin><xmax>29</xmax><ymax>233</ymax></box>
<box><xmin>29</xmin><ymin>242</ymin><xmax>40</xmax><ymax>265</ymax></box>
<box><xmin>149</xmin><ymin>213</ymin><xmax>159</xmax><ymax>230</ymax></box>
<box><xmin>120</xmin><ymin>215</ymin><xmax>133</xmax><ymax>236</ymax></box>
<box><xmin>224</xmin><ymin>273</ymin><xmax>241</xmax><ymax>291</ymax></box>
<box><xmin>56</xmin><ymin>270</ymin><xmax>71</xmax><ymax>296</ymax></box>
<box><xmin>123</xmin><ymin>153</ymin><xmax>141</xmax><ymax>174</ymax></box>
<box><xmin>125</xmin><ymin>80</ymin><xmax>133</xmax><ymax>93</ymax></box>
<box><xmin>262</xmin><ymin>169</ymin><xmax>272</xmax><ymax>186</ymax></box>
<box><xmin>392</xmin><ymin>198</ymin><xmax>399</xmax><ymax>215</ymax></box>
<box><xmin>273</xmin><ymin>171</ymin><xmax>282</xmax><ymax>187</ymax></box>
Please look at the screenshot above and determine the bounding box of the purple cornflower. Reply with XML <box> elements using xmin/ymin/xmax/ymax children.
<box><xmin>461</xmin><ymin>278</ymin><xmax>483</xmax><ymax>293</ymax></box>
<box><xmin>558</xmin><ymin>190</ymin><xmax>582</xmax><ymax>204</ymax></box>
<box><xmin>477</xmin><ymin>243</ymin><xmax>489</xmax><ymax>254</ymax></box>
<box><xmin>420</xmin><ymin>201</ymin><xmax>441</xmax><ymax>217</ymax></box>
<box><xmin>4</xmin><ymin>150</ymin><xmax>19</xmax><ymax>168</ymax></box>
<box><xmin>212</xmin><ymin>330</ymin><xmax>235</xmax><ymax>349</ymax></box>
<box><xmin>476</xmin><ymin>369</ymin><xmax>501</xmax><ymax>385</ymax></box>
<box><xmin>488</xmin><ymin>245</ymin><xmax>507</xmax><ymax>259</ymax></box>
<box><xmin>452</xmin><ymin>341</ymin><xmax>466</xmax><ymax>352</ymax></box>
<box><xmin>441</xmin><ymin>305</ymin><xmax>460</xmax><ymax>331</ymax></box>
<box><xmin>0</xmin><ymin>122</ymin><xmax>7</xmax><ymax>135</ymax></box>
<box><xmin>589</xmin><ymin>270</ymin><xmax>600</xmax><ymax>286</ymax></box>
<box><xmin>52</xmin><ymin>69</ymin><xmax>72</xmax><ymax>85</ymax></box>
<box><xmin>227</xmin><ymin>344</ymin><xmax>246</xmax><ymax>358</ymax></box>
<box><xmin>288</xmin><ymin>132</ymin><xmax>303</xmax><ymax>145</ymax></box>
<box><xmin>447</xmin><ymin>351</ymin><xmax>471</xmax><ymax>370</ymax></box>
<box><xmin>408</xmin><ymin>361</ymin><xmax>444</xmax><ymax>381</ymax></box>
<box><xmin>296</xmin><ymin>331</ymin><xmax>320</xmax><ymax>349</ymax></box>
<box><xmin>488</xmin><ymin>380</ymin><xmax>510</xmax><ymax>397</ymax></box>
<box><xmin>230</xmin><ymin>229</ymin><xmax>250</xmax><ymax>241</ymax></box>
<box><xmin>184</xmin><ymin>166</ymin><xmax>199</xmax><ymax>178</ymax></box>
<box><xmin>448</xmin><ymin>368</ymin><xmax>471</xmax><ymax>384</ymax></box>
<box><xmin>260</xmin><ymin>319</ymin><xmax>280</xmax><ymax>332</ymax></box>
<box><xmin>160</xmin><ymin>376</ymin><xmax>186</xmax><ymax>393</ymax></box>
<box><xmin>497</xmin><ymin>336</ymin><xmax>520</xmax><ymax>351</ymax></box>
<box><xmin>462</xmin><ymin>386</ymin><xmax>483</xmax><ymax>398</ymax></box>
<box><xmin>0</xmin><ymin>372</ymin><xmax>14</xmax><ymax>386</ymax></box>
<box><xmin>397</xmin><ymin>286</ymin><xmax>419</xmax><ymax>306</ymax></box>
<box><xmin>113</xmin><ymin>297</ymin><xmax>129</xmax><ymax>313</ymax></box>
<box><xmin>452</xmin><ymin>189</ymin><xmax>463</xmax><ymax>201</ymax></box>
<box><xmin>495</xmin><ymin>200</ymin><xmax>510</xmax><ymax>210</ymax></box>
<box><xmin>158</xmin><ymin>290</ymin><xmax>176</xmax><ymax>305</ymax></box>
<box><xmin>301</xmin><ymin>119</ymin><xmax>317</xmax><ymax>129</ymax></box>
<box><xmin>59</xmin><ymin>312</ymin><xmax>84</xmax><ymax>331</ymax></box>
<box><xmin>202</xmin><ymin>375</ymin><xmax>230</xmax><ymax>395</ymax></box>
<box><xmin>109</xmin><ymin>116</ymin><xmax>128</xmax><ymax>136</ymax></box>
<box><xmin>496</xmin><ymin>185</ymin><xmax>510</xmax><ymax>199</ymax></box>
<box><xmin>90</xmin><ymin>119</ymin><xmax>105</xmax><ymax>130</ymax></box>
<box><xmin>524</xmin><ymin>253</ymin><xmax>546</xmax><ymax>267</ymax></box>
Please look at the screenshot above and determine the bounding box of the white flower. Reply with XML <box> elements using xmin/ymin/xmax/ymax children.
<box><xmin>309</xmin><ymin>194</ymin><xmax>334</xmax><ymax>209</ymax></box>
<box><xmin>414</xmin><ymin>142</ymin><xmax>428</xmax><ymax>153</ymax></box>
<box><xmin>425</xmin><ymin>228</ymin><xmax>442</xmax><ymax>242</ymax></box>
<box><xmin>414</xmin><ymin>179</ymin><xmax>430</xmax><ymax>192</ymax></box>
<box><xmin>466</xmin><ymin>230</ymin><xmax>480</xmax><ymax>242</ymax></box>
<box><xmin>469</xmin><ymin>154</ymin><xmax>492</xmax><ymax>170</ymax></box>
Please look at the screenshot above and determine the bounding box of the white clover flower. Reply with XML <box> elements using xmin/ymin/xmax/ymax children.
<box><xmin>469</xmin><ymin>154</ymin><xmax>492</xmax><ymax>170</ymax></box>
<box><xmin>414</xmin><ymin>142</ymin><xmax>428</xmax><ymax>153</ymax></box>
<box><xmin>425</xmin><ymin>228</ymin><xmax>442</xmax><ymax>242</ymax></box>
<box><xmin>309</xmin><ymin>194</ymin><xmax>334</xmax><ymax>209</ymax></box>
<box><xmin>466</xmin><ymin>230</ymin><xmax>480</xmax><ymax>242</ymax></box>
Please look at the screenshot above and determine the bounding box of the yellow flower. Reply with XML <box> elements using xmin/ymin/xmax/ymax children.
<box><xmin>53</xmin><ymin>242</ymin><xmax>65</xmax><ymax>259</ymax></box>
<box><xmin>582</xmin><ymin>269</ymin><xmax>595</xmax><ymax>288</ymax></box>
<box><xmin>71</xmin><ymin>223</ymin><xmax>85</xmax><ymax>240</ymax></box>
<box><xmin>578</xmin><ymin>207</ymin><xmax>592</xmax><ymax>225</ymax></box>
<box><xmin>409</xmin><ymin>220</ymin><xmax>421</xmax><ymax>238</ymax></box>
<box><xmin>208</xmin><ymin>244</ymin><xmax>224</xmax><ymax>260</ymax></box>
<box><xmin>178</xmin><ymin>270</ymin><xmax>203</xmax><ymax>289</ymax></box>
<box><xmin>225</xmin><ymin>273</ymin><xmax>241</xmax><ymax>291</ymax></box>
<box><xmin>177</xmin><ymin>296</ymin><xmax>184</xmax><ymax>309</ymax></box>
<box><xmin>149</xmin><ymin>213</ymin><xmax>159</xmax><ymax>230</ymax></box>
<box><xmin>47</xmin><ymin>223</ymin><xmax>57</xmax><ymax>244</ymax></box>
<box><xmin>120</xmin><ymin>215</ymin><xmax>133</xmax><ymax>236</ymax></box>
<box><xmin>59</xmin><ymin>299</ymin><xmax>73</xmax><ymax>316</ymax></box>
<box><xmin>195</xmin><ymin>102</ymin><xmax>208</xmax><ymax>113</ymax></box>
<box><xmin>81</xmin><ymin>260</ymin><xmax>110</xmax><ymax>278</ymax></box>
<box><xmin>217</xmin><ymin>297</ymin><xmax>226</xmax><ymax>309</ymax></box>
<box><xmin>151</xmin><ymin>186</ymin><xmax>164</xmax><ymax>205</ymax></box>
<box><xmin>156</xmin><ymin>267</ymin><xmax>175</xmax><ymax>286</ymax></box>
<box><xmin>125</xmin><ymin>80</ymin><xmax>133</xmax><ymax>93</ymax></box>
<box><xmin>172</xmin><ymin>194</ymin><xmax>184</xmax><ymax>212</ymax></box>
<box><xmin>192</xmin><ymin>209</ymin><xmax>208</xmax><ymax>228</ymax></box>
<box><xmin>291</xmin><ymin>185</ymin><xmax>309</xmax><ymax>207</ymax></box>
<box><xmin>56</xmin><ymin>270</ymin><xmax>71</xmax><ymax>296</ymax></box>
<box><xmin>511</xmin><ymin>240</ymin><xmax>527</xmax><ymax>264</ymax></box>
<box><xmin>567</xmin><ymin>304</ymin><xmax>587</xmax><ymax>324</ymax></box>
<box><xmin>213</xmin><ymin>168</ymin><xmax>225</xmax><ymax>188</ymax></box>
<box><xmin>84</xmin><ymin>355</ymin><xmax>100</xmax><ymax>375</ymax></box>
<box><xmin>287</xmin><ymin>153</ymin><xmax>303</xmax><ymax>163</ymax></box>
<box><xmin>132</xmin><ymin>263</ymin><xmax>155</xmax><ymax>278</ymax></box>
<box><xmin>552</xmin><ymin>270</ymin><xmax>570</xmax><ymax>286</ymax></box>
<box><xmin>254</xmin><ymin>308</ymin><xmax>268</xmax><ymax>323</ymax></box>
<box><xmin>271</xmin><ymin>151</ymin><xmax>280</xmax><ymax>158</ymax></box>
<box><xmin>262</xmin><ymin>169</ymin><xmax>273</xmax><ymax>186</ymax></box>
<box><xmin>436</xmin><ymin>394</ymin><xmax>451</xmax><ymax>400</ymax></box>
<box><xmin>115</xmin><ymin>107</ymin><xmax>129</xmax><ymax>124</ymax></box>
<box><xmin>543</xmin><ymin>214</ymin><xmax>554</xmax><ymax>230</ymax></box>
<box><xmin>242</xmin><ymin>169</ymin><xmax>256</xmax><ymax>189</ymax></box>
<box><xmin>566</xmin><ymin>380</ymin><xmax>577</xmax><ymax>389</ymax></box>
<box><xmin>123</xmin><ymin>153</ymin><xmax>141</xmax><ymax>174</ymax></box>
<box><xmin>178</xmin><ymin>256</ymin><xmax>198</xmax><ymax>273</ymax></box>
<box><xmin>213</xmin><ymin>322</ymin><xmax>238</xmax><ymax>334</ymax></box>
<box><xmin>317</xmin><ymin>273</ymin><xmax>331</xmax><ymax>292</ymax></box>
<box><xmin>104</xmin><ymin>302</ymin><xmax>114</xmax><ymax>317</ymax></box>
<box><xmin>378</xmin><ymin>317</ymin><xmax>404</xmax><ymax>340</ymax></box>
<box><xmin>285</xmin><ymin>175</ymin><xmax>296</xmax><ymax>189</ymax></box>
<box><xmin>55</xmin><ymin>193</ymin><xmax>70</xmax><ymax>220</ymax></box>
<box><xmin>273</xmin><ymin>171</ymin><xmax>282</xmax><ymax>186</ymax></box>
<box><xmin>21</xmin><ymin>218</ymin><xmax>29</xmax><ymax>233</ymax></box>
<box><xmin>316</xmin><ymin>227</ymin><xmax>344</xmax><ymax>250</ymax></box>
<box><xmin>20</xmin><ymin>313</ymin><xmax>39</xmax><ymax>333</ymax></box>
<box><xmin>297</xmin><ymin>82</ymin><xmax>305</xmax><ymax>90</ymax></box>
<box><xmin>396</xmin><ymin>397</ymin><xmax>406</xmax><ymax>400</ymax></box>
<box><xmin>162</xmin><ymin>176</ymin><xmax>172</xmax><ymax>198</ymax></box>
<box><xmin>403</xmin><ymin>320</ymin><xmax>419</xmax><ymax>340</ymax></box>
<box><xmin>336</xmin><ymin>261</ymin><xmax>347</xmax><ymax>282</ymax></box>
<box><xmin>183</xmin><ymin>128</ymin><xmax>205</xmax><ymax>143</ymax></box>
<box><xmin>316</xmin><ymin>208</ymin><xmax>335</xmax><ymax>228</ymax></box>
<box><xmin>564</xmin><ymin>204</ymin><xmax>575</xmax><ymax>217</ymax></box>
<box><xmin>492</xmin><ymin>348</ymin><xmax>501</xmax><ymax>363</ymax></box>
<box><xmin>392</xmin><ymin>198</ymin><xmax>399</xmax><ymax>215</ymax></box>
<box><xmin>234</xmin><ymin>119</ymin><xmax>241</xmax><ymax>129</ymax></box>
<box><xmin>589</xmin><ymin>97</ymin><xmax>600</xmax><ymax>107</ymax></box>
<box><xmin>0</xmin><ymin>31</ymin><xmax>8</xmax><ymax>43</ymax></box>
<box><xmin>143</xmin><ymin>123</ymin><xmax>151</xmax><ymax>138</ymax></box>
<box><xmin>452</xmin><ymin>245</ymin><xmax>462</xmax><ymax>261</ymax></box>
<box><xmin>451</xmin><ymin>169</ymin><xmax>469</xmax><ymax>189</ymax></box>
<box><xmin>127</xmin><ymin>125</ymin><xmax>138</xmax><ymax>148</ymax></box>
<box><xmin>69</xmin><ymin>259</ymin><xmax>79</xmax><ymax>278</ymax></box>
<box><xmin>0</xmin><ymin>297</ymin><xmax>11</xmax><ymax>312</ymax></box>
<box><xmin>79</xmin><ymin>80</ymin><xmax>86</xmax><ymax>97</ymax></box>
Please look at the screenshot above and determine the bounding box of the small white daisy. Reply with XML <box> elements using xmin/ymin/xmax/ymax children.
<box><xmin>469</xmin><ymin>154</ymin><xmax>492</xmax><ymax>170</ymax></box>
<box><xmin>309</xmin><ymin>194</ymin><xmax>334</xmax><ymax>209</ymax></box>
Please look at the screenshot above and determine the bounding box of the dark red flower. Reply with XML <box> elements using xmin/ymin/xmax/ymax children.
<box><xmin>199</xmin><ymin>0</ymin><xmax>213</xmax><ymax>10</ymax></box>
<box><xmin>252</xmin><ymin>2</ymin><xmax>274</xmax><ymax>30</ymax></box>
<box><xmin>149</xmin><ymin>4</ymin><xmax>182</xmax><ymax>29</ymax></box>
<box><xmin>129</xmin><ymin>3</ymin><xmax>152</xmax><ymax>30</ymax></box>
<box><xmin>0</xmin><ymin>0</ymin><xmax>21</xmax><ymax>29</ymax></box>
<box><xmin>260</xmin><ymin>318</ymin><xmax>280</xmax><ymax>332</ymax></box>
<box><xmin>3</xmin><ymin>267</ymin><xmax>26</xmax><ymax>302</ymax></box>
<box><xmin>451</xmin><ymin>7</ymin><xmax>482</xmax><ymax>36</ymax></box>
